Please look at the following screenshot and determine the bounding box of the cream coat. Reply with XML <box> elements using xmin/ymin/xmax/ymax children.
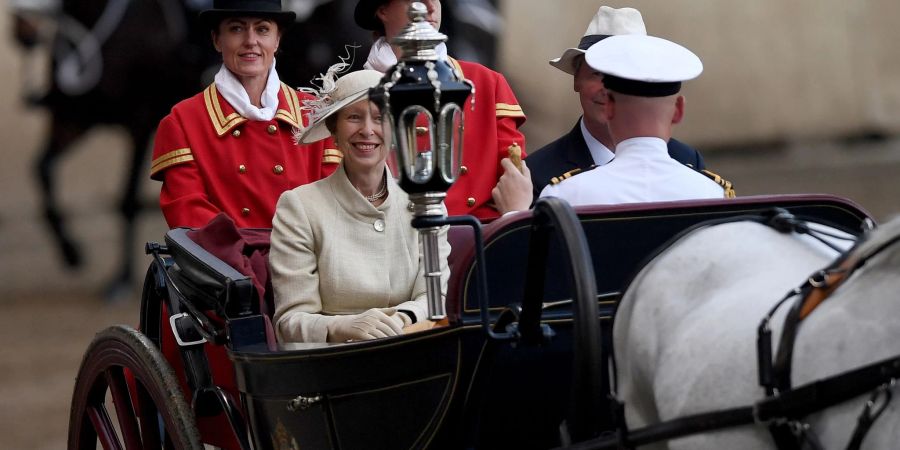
<box><xmin>270</xmin><ymin>164</ymin><xmax>451</xmax><ymax>343</ymax></box>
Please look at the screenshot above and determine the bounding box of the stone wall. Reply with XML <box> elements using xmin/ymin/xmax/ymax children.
<box><xmin>498</xmin><ymin>0</ymin><xmax>900</xmax><ymax>149</ymax></box>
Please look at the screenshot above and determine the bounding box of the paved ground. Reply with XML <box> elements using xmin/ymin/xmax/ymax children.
<box><xmin>3</xmin><ymin>18</ymin><xmax>900</xmax><ymax>450</ymax></box>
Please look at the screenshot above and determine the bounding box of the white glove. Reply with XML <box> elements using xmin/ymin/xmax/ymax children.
<box><xmin>327</xmin><ymin>308</ymin><xmax>405</xmax><ymax>342</ymax></box>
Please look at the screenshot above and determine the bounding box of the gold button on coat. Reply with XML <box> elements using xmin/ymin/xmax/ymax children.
<box><xmin>267</xmin><ymin>124</ymin><xmax>277</xmax><ymax>135</ymax></box>
<box><xmin>232</xmin><ymin>129</ymin><xmax>241</xmax><ymax>138</ymax></box>
<box><xmin>466</xmin><ymin>197</ymin><xmax>476</xmax><ymax>207</ymax></box>
<box><xmin>241</xmin><ymin>208</ymin><xmax>250</xmax><ymax>216</ymax></box>
<box><xmin>415</xmin><ymin>126</ymin><xmax>428</xmax><ymax>136</ymax></box>
<box><xmin>238</xmin><ymin>164</ymin><xmax>247</xmax><ymax>174</ymax></box>
<box><xmin>273</xmin><ymin>165</ymin><xmax>284</xmax><ymax>174</ymax></box>
<box><xmin>459</xmin><ymin>165</ymin><xmax>468</xmax><ymax>175</ymax></box>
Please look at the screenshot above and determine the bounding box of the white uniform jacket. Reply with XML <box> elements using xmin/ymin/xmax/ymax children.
<box><xmin>540</xmin><ymin>137</ymin><xmax>725</xmax><ymax>206</ymax></box>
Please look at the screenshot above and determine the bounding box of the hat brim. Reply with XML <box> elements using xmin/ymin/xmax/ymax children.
<box><xmin>199</xmin><ymin>10</ymin><xmax>296</xmax><ymax>30</ymax></box>
<box><xmin>354</xmin><ymin>0</ymin><xmax>386</xmax><ymax>31</ymax></box>
<box><xmin>549</xmin><ymin>48</ymin><xmax>585</xmax><ymax>76</ymax></box>
<box><xmin>298</xmin><ymin>88</ymin><xmax>373</xmax><ymax>144</ymax></box>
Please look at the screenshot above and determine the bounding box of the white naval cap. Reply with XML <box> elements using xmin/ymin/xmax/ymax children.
<box><xmin>585</xmin><ymin>34</ymin><xmax>703</xmax><ymax>97</ymax></box>
<box><xmin>548</xmin><ymin>6</ymin><xmax>647</xmax><ymax>75</ymax></box>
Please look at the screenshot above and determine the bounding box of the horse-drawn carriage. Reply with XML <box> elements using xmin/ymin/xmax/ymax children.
<box><xmin>67</xmin><ymin>192</ymin><xmax>888</xmax><ymax>449</ymax></box>
<box><xmin>65</xmin><ymin>3</ymin><xmax>900</xmax><ymax>448</ymax></box>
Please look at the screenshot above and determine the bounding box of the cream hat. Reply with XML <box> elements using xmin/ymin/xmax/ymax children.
<box><xmin>549</xmin><ymin>6</ymin><xmax>646</xmax><ymax>75</ymax></box>
<box><xmin>584</xmin><ymin>34</ymin><xmax>703</xmax><ymax>97</ymax></box>
<box><xmin>296</xmin><ymin>69</ymin><xmax>385</xmax><ymax>144</ymax></box>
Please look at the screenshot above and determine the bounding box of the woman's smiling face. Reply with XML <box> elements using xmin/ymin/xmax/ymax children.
<box><xmin>335</xmin><ymin>100</ymin><xmax>387</xmax><ymax>173</ymax></box>
<box><xmin>213</xmin><ymin>17</ymin><xmax>281</xmax><ymax>81</ymax></box>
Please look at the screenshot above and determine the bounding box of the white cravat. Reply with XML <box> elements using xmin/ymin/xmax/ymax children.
<box><xmin>214</xmin><ymin>61</ymin><xmax>281</xmax><ymax>121</ymax></box>
<box><xmin>363</xmin><ymin>37</ymin><xmax>448</xmax><ymax>72</ymax></box>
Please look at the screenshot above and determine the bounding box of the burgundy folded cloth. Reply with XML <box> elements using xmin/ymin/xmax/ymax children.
<box><xmin>186</xmin><ymin>213</ymin><xmax>273</xmax><ymax>316</ymax></box>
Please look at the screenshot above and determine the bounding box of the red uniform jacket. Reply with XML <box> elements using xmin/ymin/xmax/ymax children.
<box><xmin>446</xmin><ymin>58</ymin><xmax>527</xmax><ymax>219</ymax></box>
<box><xmin>150</xmin><ymin>82</ymin><xmax>341</xmax><ymax>228</ymax></box>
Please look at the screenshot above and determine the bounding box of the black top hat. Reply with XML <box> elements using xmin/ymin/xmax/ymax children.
<box><xmin>354</xmin><ymin>0</ymin><xmax>390</xmax><ymax>31</ymax></box>
<box><xmin>200</xmin><ymin>0</ymin><xmax>296</xmax><ymax>30</ymax></box>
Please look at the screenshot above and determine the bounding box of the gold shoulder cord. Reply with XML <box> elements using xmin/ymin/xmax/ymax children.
<box><xmin>701</xmin><ymin>169</ymin><xmax>736</xmax><ymax>198</ymax></box>
<box><xmin>550</xmin><ymin>165</ymin><xmax>599</xmax><ymax>185</ymax></box>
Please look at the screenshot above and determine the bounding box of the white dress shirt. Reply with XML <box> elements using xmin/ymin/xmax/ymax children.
<box><xmin>580</xmin><ymin>118</ymin><xmax>615</xmax><ymax>166</ymax></box>
<box><xmin>540</xmin><ymin>137</ymin><xmax>724</xmax><ymax>206</ymax></box>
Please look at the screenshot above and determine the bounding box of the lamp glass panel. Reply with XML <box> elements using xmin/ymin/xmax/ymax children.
<box><xmin>381</xmin><ymin>112</ymin><xmax>401</xmax><ymax>180</ymax></box>
<box><xmin>437</xmin><ymin>103</ymin><xmax>463</xmax><ymax>184</ymax></box>
<box><xmin>398</xmin><ymin>105</ymin><xmax>435</xmax><ymax>184</ymax></box>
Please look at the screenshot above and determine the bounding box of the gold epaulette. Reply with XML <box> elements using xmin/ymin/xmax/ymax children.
<box><xmin>550</xmin><ymin>165</ymin><xmax>597</xmax><ymax>185</ymax></box>
<box><xmin>701</xmin><ymin>169</ymin><xmax>736</xmax><ymax>198</ymax></box>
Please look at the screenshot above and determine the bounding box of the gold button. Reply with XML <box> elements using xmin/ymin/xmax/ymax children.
<box><xmin>415</xmin><ymin>126</ymin><xmax>428</xmax><ymax>136</ymax></box>
<box><xmin>273</xmin><ymin>164</ymin><xmax>284</xmax><ymax>175</ymax></box>
<box><xmin>267</xmin><ymin>124</ymin><xmax>277</xmax><ymax>135</ymax></box>
<box><xmin>238</xmin><ymin>164</ymin><xmax>247</xmax><ymax>174</ymax></box>
<box><xmin>232</xmin><ymin>129</ymin><xmax>241</xmax><ymax>138</ymax></box>
<box><xmin>459</xmin><ymin>165</ymin><xmax>468</xmax><ymax>175</ymax></box>
<box><xmin>241</xmin><ymin>208</ymin><xmax>250</xmax><ymax>216</ymax></box>
<box><xmin>466</xmin><ymin>197</ymin><xmax>476</xmax><ymax>207</ymax></box>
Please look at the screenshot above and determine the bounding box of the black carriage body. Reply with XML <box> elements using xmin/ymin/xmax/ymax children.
<box><xmin>74</xmin><ymin>194</ymin><xmax>873</xmax><ymax>450</ymax></box>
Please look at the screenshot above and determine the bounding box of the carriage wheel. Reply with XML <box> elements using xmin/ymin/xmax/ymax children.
<box><xmin>68</xmin><ymin>325</ymin><xmax>202</xmax><ymax>449</ymax></box>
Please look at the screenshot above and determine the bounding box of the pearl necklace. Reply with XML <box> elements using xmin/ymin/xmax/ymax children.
<box><xmin>360</xmin><ymin>175</ymin><xmax>388</xmax><ymax>203</ymax></box>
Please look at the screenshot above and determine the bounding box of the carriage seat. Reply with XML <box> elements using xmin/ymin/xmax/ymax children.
<box><xmin>164</xmin><ymin>214</ymin><xmax>275</xmax><ymax>349</ymax></box>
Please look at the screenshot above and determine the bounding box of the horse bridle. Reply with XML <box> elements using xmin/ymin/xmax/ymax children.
<box><xmin>757</xmin><ymin>211</ymin><xmax>900</xmax><ymax>450</ymax></box>
<box><xmin>569</xmin><ymin>210</ymin><xmax>900</xmax><ymax>450</ymax></box>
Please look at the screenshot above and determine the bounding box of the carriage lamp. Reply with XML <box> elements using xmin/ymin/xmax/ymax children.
<box><xmin>370</xmin><ymin>1</ymin><xmax>473</xmax><ymax>321</ymax></box>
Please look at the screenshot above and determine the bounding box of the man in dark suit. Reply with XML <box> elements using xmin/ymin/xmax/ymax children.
<box><xmin>527</xmin><ymin>6</ymin><xmax>705</xmax><ymax>199</ymax></box>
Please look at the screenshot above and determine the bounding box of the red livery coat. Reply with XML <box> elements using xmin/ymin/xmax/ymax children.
<box><xmin>150</xmin><ymin>82</ymin><xmax>341</xmax><ymax>228</ymax></box>
<box><xmin>447</xmin><ymin>58</ymin><xmax>527</xmax><ymax>219</ymax></box>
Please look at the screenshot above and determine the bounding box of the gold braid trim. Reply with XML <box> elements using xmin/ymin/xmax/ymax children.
<box><xmin>701</xmin><ymin>169</ymin><xmax>736</xmax><ymax>198</ymax></box>
<box><xmin>550</xmin><ymin>165</ymin><xmax>597</xmax><ymax>185</ymax></box>
<box><xmin>496</xmin><ymin>103</ymin><xmax>525</xmax><ymax>118</ymax></box>
<box><xmin>150</xmin><ymin>148</ymin><xmax>193</xmax><ymax>176</ymax></box>
<box><xmin>322</xmin><ymin>148</ymin><xmax>343</xmax><ymax>164</ymax></box>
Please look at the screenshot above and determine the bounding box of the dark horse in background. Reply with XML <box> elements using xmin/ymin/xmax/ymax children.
<box><xmin>10</xmin><ymin>0</ymin><xmax>499</xmax><ymax>300</ymax></box>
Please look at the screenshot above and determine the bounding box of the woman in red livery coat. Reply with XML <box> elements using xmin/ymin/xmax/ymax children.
<box><xmin>355</xmin><ymin>0</ymin><xmax>528</xmax><ymax>220</ymax></box>
<box><xmin>150</xmin><ymin>0</ymin><xmax>340</xmax><ymax>229</ymax></box>
<box><xmin>148</xmin><ymin>2</ymin><xmax>340</xmax><ymax>448</ymax></box>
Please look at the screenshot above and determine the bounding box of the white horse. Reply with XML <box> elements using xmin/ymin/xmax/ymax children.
<box><xmin>613</xmin><ymin>214</ymin><xmax>900</xmax><ymax>449</ymax></box>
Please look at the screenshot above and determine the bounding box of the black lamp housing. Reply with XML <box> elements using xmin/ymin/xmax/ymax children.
<box><xmin>369</xmin><ymin>2</ymin><xmax>473</xmax><ymax>195</ymax></box>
